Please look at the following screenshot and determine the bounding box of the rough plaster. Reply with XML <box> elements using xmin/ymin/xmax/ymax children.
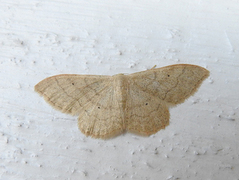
<box><xmin>0</xmin><ymin>0</ymin><xmax>239</xmax><ymax>180</ymax></box>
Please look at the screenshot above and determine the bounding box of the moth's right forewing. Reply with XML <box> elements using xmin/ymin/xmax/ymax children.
<box><xmin>128</xmin><ymin>64</ymin><xmax>209</xmax><ymax>106</ymax></box>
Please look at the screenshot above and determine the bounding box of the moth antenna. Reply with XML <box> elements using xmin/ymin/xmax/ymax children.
<box><xmin>150</xmin><ymin>65</ymin><xmax>157</xmax><ymax>70</ymax></box>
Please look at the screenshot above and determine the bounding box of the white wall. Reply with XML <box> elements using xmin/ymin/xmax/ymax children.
<box><xmin>0</xmin><ymin>0</ymin><xmax>239</xmax><ymax>179</ymax></box>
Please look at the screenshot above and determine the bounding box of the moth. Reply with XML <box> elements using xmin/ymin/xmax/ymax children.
<box><xmin>35</xmin><ymin>64</ymin><xmax>209</xmax><ymax>139</ymax></box>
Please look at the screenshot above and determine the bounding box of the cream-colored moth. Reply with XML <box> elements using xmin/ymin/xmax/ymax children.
<box><xmin>35</xmin><ymin>64</ymin><xmax>209</xmax><ymax>139</ymax></box>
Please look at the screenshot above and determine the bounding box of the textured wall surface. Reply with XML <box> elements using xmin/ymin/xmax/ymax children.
<box><xmin>0</xmin><ymin>1</ymin><xmax>239</xmax><ymax>180</ymax></box>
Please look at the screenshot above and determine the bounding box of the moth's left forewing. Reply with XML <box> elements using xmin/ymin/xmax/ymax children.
<box><xmin>34</xmin><ymin>74</ymin><xmax>110</xmax><ymax>115</ymax></box>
